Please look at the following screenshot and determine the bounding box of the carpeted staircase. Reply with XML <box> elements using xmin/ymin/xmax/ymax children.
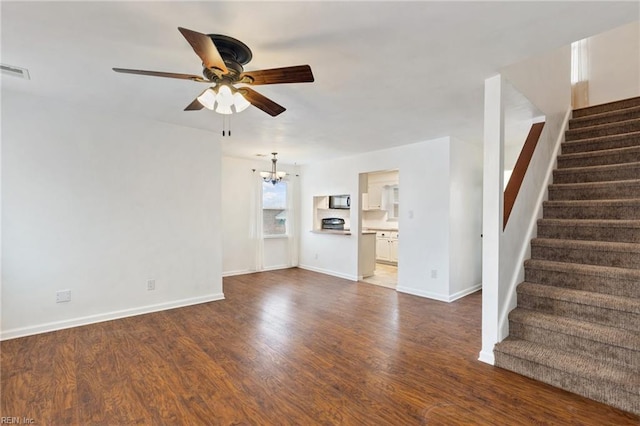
<box><xmin>494</xmin><ymin>96</ymin><xmax>640</xmax><ymax>416</ymax></box>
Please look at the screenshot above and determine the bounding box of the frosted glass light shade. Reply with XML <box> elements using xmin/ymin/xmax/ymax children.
<box><xmin>215</xmin><ymin>103</ymin><xmax>233</xmax><ymax>115</ymax></box>
<box><xmin>197</xmin><ymin>88</ymin><xmax>216</xmax><ymax>110</ymax></box>
<box><xmin>216</xmin><ymin>85</ymin><xmax>234</xmax><ymax>107</ymax></box>
<box><xmin>233</xmin><ymin>92</ymin><xmax>251</xmax><ymax>113</ymax></box>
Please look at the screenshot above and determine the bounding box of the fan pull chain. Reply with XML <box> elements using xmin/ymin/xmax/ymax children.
<box><xmin>221</xmin><ymin>115</ymin><xmax>232</xmax><ymax>137</ymax></box>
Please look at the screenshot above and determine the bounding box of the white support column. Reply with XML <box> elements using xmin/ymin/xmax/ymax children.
<box><xmin>479</xmin><ymin>74</ymin><xmax>504</xmax><ymax>365</ymax></box>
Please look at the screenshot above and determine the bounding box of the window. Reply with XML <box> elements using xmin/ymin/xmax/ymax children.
<box><xmin>262</xmin><ymin>181</ymin><xmax>287</xmax><ymax>236</ymax></box>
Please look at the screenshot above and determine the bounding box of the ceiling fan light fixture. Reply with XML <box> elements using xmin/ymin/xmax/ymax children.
<box><xmin>197</xmin><ymin>88</ymin><xmax>217</xmax><ymax>110</ymax></box>
<box><xmin>215</xmin><ymin>103</ymin><xmax>233</xmax><ymax>115</ymax></box>
<box><xmin>216</xmin><ymin>84</ymin><xmax>234</xmax><ymax>107</ymax></box>
<box><xmin>233</xmin><ymin>92</ymin><xmax>251</xmax><ymax>113</ymax></box>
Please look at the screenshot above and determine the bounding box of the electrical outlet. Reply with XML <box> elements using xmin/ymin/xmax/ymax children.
<box><xmin>147</xmin><ymin>279</ymin><xmax>156</xmax><ymax>291</ymax></box>
<box><xmin>314</xmin><ymin>253</ymin><xmax>319</xmax><ymax>260</ymax></box>
<box><xmin>56</xmin><ymin>290</ymin><xmax>71</xmax><ymax>303</ymax></box>
<box><xmin>431</xmin><ymin>270</ymin><xmax>438</xmax><ymax>279</ymax></box>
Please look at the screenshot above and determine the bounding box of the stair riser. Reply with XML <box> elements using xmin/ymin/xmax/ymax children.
<box><xmin>543</xmin><ymin>205</ymin><xmax>640</xmax><ymax>220</ymax></box>
<box><xmin>537</xmin><ymin>224</ymin><xmax>640</xmax><ymax>243</ymax></box>
<box><xmin>548</xmin><ymin>185</ymin><xmax>640</xmax><ymax>200</ymax></box>
<box><xmin>573</xmin><ymin>97</ymin><xmax>640</xmax><ymax>118</ymax></box>
<box><xmin>561</xmin><ymin>133</ymin><xmax>640</xmax><ymax>155</ymax></box>
<box><xmin>557</xmin><ymin>150</ymin><xmax>640</xmax><ymax>168</ymax></box>
<box><xmin>494</xmin><ymin>353</ymin><xmax>639</xmax><ymax>415</ymax></box>
<box><xmin>517</xmin><ymin>293</ymin><xmax>640</xmax><ymax>332</ymax></box>
<box><xmin>553</xmin><ymin>166</ymin><xmax>640</xmax><ymax>184</ymax></box>
<box><xmin>569</xmin><ymin>108</ymin><xmax>640</xmax><ymax>129</ymax></box>
<box><xmin>509</xmin><ymin>322</ymin><xmax>639</xmax><ymax>370</ymax></box>
<box><xmin>524</xmin><ymin>267</ymin><xmax>640</xmax><ymax>299</ymax></box>
<box><xmin>565</xmin><ymin>120</ymin><xmax>640</xmax><ymax>142</ymax></box>
<box><xmin>530</xmin><ymin>245</ymin><xmax>640</xmax><ymax>269</ymax></box>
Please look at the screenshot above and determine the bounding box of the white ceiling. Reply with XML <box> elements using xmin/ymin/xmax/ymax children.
<box><xmin>2</xmin><ymin>2</ymin><xmax>638</xmax><ymax>165</ymax></box>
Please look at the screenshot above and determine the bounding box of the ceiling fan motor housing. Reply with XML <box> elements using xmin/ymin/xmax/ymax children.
<box><xmin>204</xmin><ymin>34</ymin><xmax>252</xmax><ymax>81</ymax></box>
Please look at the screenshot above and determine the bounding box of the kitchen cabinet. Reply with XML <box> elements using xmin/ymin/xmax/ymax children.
<box><xmin>376</xmin><ymin>231</ymin><xmax>398</xmax><ymax>264</ymax></box>
<box><xmin>366</xmin><ymin>182</ymin><xmax>384</xmax><ymax>210</ymax></box>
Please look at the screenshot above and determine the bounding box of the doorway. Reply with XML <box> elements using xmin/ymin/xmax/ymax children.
<box><xmin>359</xmin><ymin>169</ymin><xmax>399</xmax><ymax>288</ymax></box>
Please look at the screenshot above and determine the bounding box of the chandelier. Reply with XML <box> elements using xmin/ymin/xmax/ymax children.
<box><xmin>260</xmin><ymin>153</ymin><xmax>287</xmax><ymax>185</ymax></box>
<box><xmin>196</xmin><ymin>84</ymin><xmax>251</xmax><ymax>114</ymax></box>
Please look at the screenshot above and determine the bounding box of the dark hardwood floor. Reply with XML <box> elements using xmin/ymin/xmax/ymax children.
<box><xmin>2</xmin><ymin>268</ymin><xmax>638</xmax><ymax>425</ymax></box>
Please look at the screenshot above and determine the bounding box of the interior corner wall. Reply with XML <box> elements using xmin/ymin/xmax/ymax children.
<box><xmin>221</xmin><ymin>156</ymin><xmax>299</xmax><ymax>276</ymax></box>
<box><xmin>1</xmin><ymin>90</ymin><xmax>223</xmax><ymax>339</ymax></box>
<box><xmin>448</xmin><ymin>137</ymin><xmax>483</xmax><ymax>299</ymax></box>
<box><xmin>299</xmin><ymin>137</ymin><xmax>481</xmax><ymax>302</ymax></box>
<box><xmin>588</xmin><ymin>20</ymin><xmax>640</xmax><ymax>106</ymax></box>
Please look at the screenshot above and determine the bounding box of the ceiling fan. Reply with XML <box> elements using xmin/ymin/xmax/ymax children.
<box><xmin>113</xmin><ymin>27</ymin><xmax>314</xmax><ymax>117</ymax></box>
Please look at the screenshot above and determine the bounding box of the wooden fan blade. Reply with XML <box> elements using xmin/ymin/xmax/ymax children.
<box><xmin>113</xmin><ymin>68</ymin><xmax>209</xmax><ymax>82</ymax></box>
<box><xmin>240</xmin><ymin>65</ymin><xmax>314</xmax><ymax>85</ymax></box>
<box><xmin>238</xmin><ymin>87</ymin><xmax>286</xmax><ymax>117</ymax></box>
<box><xmin>177</xmin><ymin>27</ymin><xmax>228</xmax><ymax>74</ymax></box>
<box><xmin>184</xmin><ymin>97</ymin><xmax>204</xmax><ymax>111</ymax></box>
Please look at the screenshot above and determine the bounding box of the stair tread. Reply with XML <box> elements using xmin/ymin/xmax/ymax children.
<box><xmin>566</xmin><ymin>117</ymin><xmax>640</xmax><ymax>134</ymax></box>
<box><xmin>543</xmin><ymin>198</ymin><xmax>640</xmax><ymax>207</ymax></box>
<box><xmin>538</xmin><ymin>218</ymin><xmax>640</xmax><ymax>229</ymax></box>
<box><xmin>495</xmin><ymin>337</ymin><xmax>640</xmax><ymax>390</ymax></box>
<box><xmin>573</xmin><ymin>96</ymin><xmax>640</xmax><ymax>118</ymax></box>
<box><xmin>558</xmin><ymin>144</ymin><xmax>640</xmax><ymax>161</ymax></box>
<box><xmin>525</xmin><ymin>258</ymin><xmax>640</xmax><ymax>280</ymax></box>
<box><xmin>549</xmin><ymin>179</ymin><xmax>640</xmax><ymax>189</ymax></box>
<box><xmin>531</xmin><ymin>237</ymin><xmax>640</xmax><ymax>252</ymax></box>
<box><xmin>518</xmin><ymin>282</ymin><xmax>640</xmax><ymax>314</ymax></box>
<box><xmin>554</xmin><ymin>160</ymin><xmax>640</xmax><ymax>174</ymax></box>
<box><xmin>509</xmin><ymin>308</ymin><xmax>640</xmax><ymax>350</ymax></box>
<box><xmin>570</xmin><ymin>105</ymin><xmax>640</xmax><ymax>126</ymax></box>
<box><xmin>561</xmin><ymin>130</ymin><xmax>640</xmax><ymax>150</ymax></box>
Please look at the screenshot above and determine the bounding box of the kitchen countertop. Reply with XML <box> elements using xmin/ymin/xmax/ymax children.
<box><xmin>311</xmin><ymin>229</ymin><xmax>377</xmax><ymax>236</ymax></box>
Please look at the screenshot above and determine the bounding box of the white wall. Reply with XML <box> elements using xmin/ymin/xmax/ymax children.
<box><xmin>221</xmin><ymin>156</ymin><xmax>299</xmax><ymax>276</ymax></box>
<box><xmin>1</xmin><ymin>91</ymin><xmax>223</xmax><ymax>339</ymax></box>
<box><xmin>449</xmin><ymin>137</ymin><xmax>483</xmax><ymax>297</ymax></box>
<box><xmin>480</xmin><ymin>45</ymin><xmax>572</xmax><ymax>363</ymax></box>
<box><xmin>588</xmin><ymin>20</ymin><xmax>640</xmax><ymax>105</ymax></box>
<box><xmin>299</xmin><ymin>137</ymin><xmax>482</xmax><ymax>301</ymax></box>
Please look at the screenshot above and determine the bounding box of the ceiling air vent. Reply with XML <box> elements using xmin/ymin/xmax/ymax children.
<box><xmin>1</xmin><ymin>64</ymin><xmax>30</xmax><ymax>80</ymax></box>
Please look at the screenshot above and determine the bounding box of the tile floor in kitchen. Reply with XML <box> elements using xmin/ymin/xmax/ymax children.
<box><xmin>362</xmin><ymin>263</ymin><xmax>397</xmax><ymax>289</ymax></box>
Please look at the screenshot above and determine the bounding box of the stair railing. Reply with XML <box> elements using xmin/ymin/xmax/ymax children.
<box><xmin>503</xmin><ymin>122</ymin><xmax>545</xmax><ymax>229</ymax></box>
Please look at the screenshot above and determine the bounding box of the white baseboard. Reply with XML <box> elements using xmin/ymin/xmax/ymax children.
<box><xmin>222</xmin><ymin>268</ymin><xmax>255</xmax><ymax>277</ymax></box>
<box><xmin>0</xmin><ymin>293</ymin><xmax>225</xmax><ymax>341</ymax></box>
<box><xmin>449</xmin><ymin>283</ymin><xmax>483</xmax><ymax>302</ymax></box>
<box><xmin>223</xmin><ymin>265</ymin><xmax>295</xmax><ymax>278</ymax></box>
<box><xmin>478</xmin><ymin>349</ymin><xmax>495</xmax><ymax>365</ymax></box>
<box><xmin>297</xmin><ymin>264</ymin><xmax>358</xmax><ymax>281</ymax></box>
<box><xmin>397</xmin><ymin>283</ymin><xmax>481</xmax><ymax>303</ymax></box>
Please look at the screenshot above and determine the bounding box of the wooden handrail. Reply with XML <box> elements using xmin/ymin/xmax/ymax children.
<box><xmin>503</xmin><ymin>121</ymin><xmax>545</xmax><ymax>229</ymax></box>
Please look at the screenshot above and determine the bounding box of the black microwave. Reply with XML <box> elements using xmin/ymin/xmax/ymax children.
<box><xmin>329</xmin><ymin>195</ymin><xmax>350</xmax><ymax>209</ymax></box>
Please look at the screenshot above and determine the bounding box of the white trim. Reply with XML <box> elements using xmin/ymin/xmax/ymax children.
<box><xmin>497</xmin><ymin>107</ymin><xmax>572</xmax><ymax>339</ymax></box>
<box><xmin>262</xmin><ymin>264</ymin><xmax>291</xmax><ymax>272</ymax></box>
<box><xmin>397</xmin><ymin>283</ymin><xmax>481</xmax><ymax>303</ymax></box>
<box><xmin>263</xmin><ymin>234</ymin><xmax>288</xmax><ymax>239</ymax></box>
<box><xmin>478</xmin><ymin>350</ymin><xmax>496</xmax><ymax>365</ymax></box>
<box><xmin>397</xmin><ymin>286</ymin><xmax>449</xmax><ymax>301</ymax></box>
<box><xmin>449</xmin><ymin>284</ymin><xmax>483</xmax><ymax>302</ymax></box>
<box><xmin>0</xmin><ymin>293</ymin><xmax>225</xmax><ymax>341</ymax></box>
<box><xmin>222</xmin><ymin>268</ymin><xmax>256</xmax><ymax>277</ymax></box>
<box><xmin>297</xmin><ymin>264</ymin><xmax>358</xmax><ymax>281</ymax></box>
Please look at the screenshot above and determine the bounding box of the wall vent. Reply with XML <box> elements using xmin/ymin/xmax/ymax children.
<box><xmin>1</xmin><ymin>64</ymin><xmax>30</xmax><ymax>80</ymax></box>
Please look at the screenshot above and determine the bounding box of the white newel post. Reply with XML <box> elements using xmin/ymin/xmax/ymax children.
<box><xmin>479</xmin><ymin>74</ymin><xmax>505</xmax><ymax>365</ymax></box>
